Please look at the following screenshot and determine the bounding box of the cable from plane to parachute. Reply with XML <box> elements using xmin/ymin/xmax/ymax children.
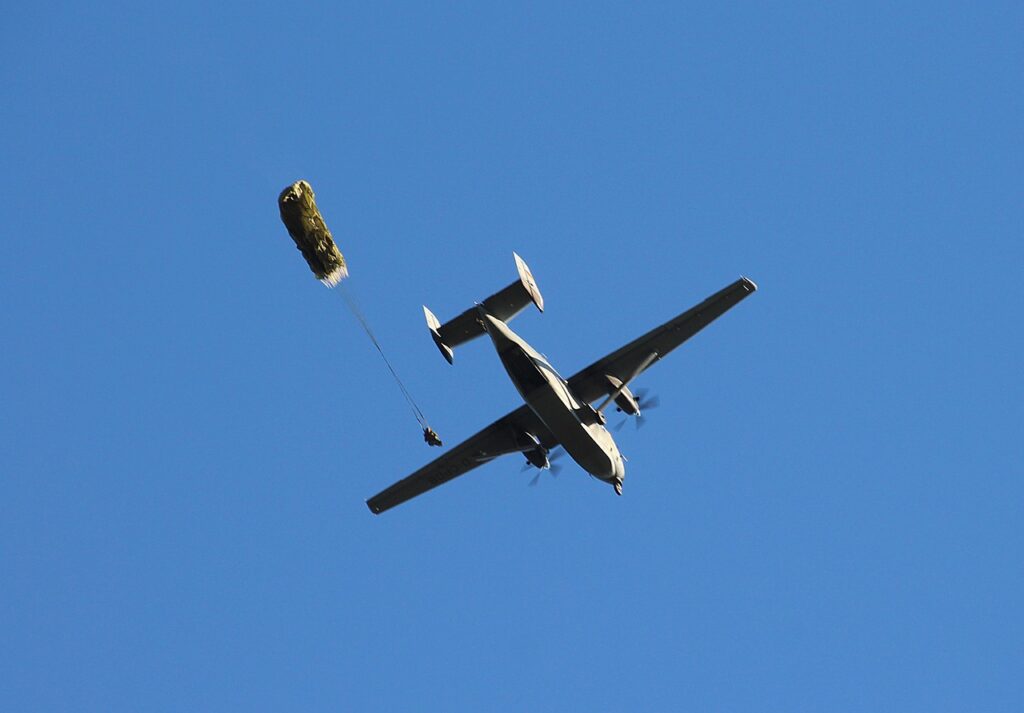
<box><xmin>277</xmin><ymin>180</ymin><xmax>442</xmax><ymax>447</ymax></box>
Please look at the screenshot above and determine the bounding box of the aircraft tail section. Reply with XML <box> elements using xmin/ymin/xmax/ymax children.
<box><xmin>424</xmin><ymin>252</ymin><xmax>544</xmax><ymax>364</ymax></box>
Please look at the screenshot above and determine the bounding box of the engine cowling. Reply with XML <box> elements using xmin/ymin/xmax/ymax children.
<box><xmin>524</xmin><ymin>446</ymin><xmax>550</xmax><ymax>470</ymax></box>
<box><xmin>516</xmin><ymin>431</ymin><xmax>551</xmax><ymax>469</ymax></box>
<box><xmin>606</xmin><ymin>375</ymin><xmax>640</xmax><ymax>415</ymax></box>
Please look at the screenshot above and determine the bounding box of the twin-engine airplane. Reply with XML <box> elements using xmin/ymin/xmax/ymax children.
<box><xmin>366</xmin><ymin>254</ymin><xmax>757</xmax><ymax>514</ymax></box>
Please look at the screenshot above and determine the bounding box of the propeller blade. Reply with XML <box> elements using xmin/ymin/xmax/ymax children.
<box><xmin>632</xmin><ymin>388</ymin><xmax>660</xmax><ymax>422</ymax></box>
<box><xmin>641</xmin><ymin>395</ymin><xmax>661</xmax><ymax>410</ymax></box>
<box><xmin>523</xmin><ymin>447</ymin><xmax>563</xmax><ymax>486</ymax></box>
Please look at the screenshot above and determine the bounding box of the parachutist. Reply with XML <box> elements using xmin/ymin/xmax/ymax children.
<box><xmin>423</xmin><ymin>428</ymin><xmax>443</xmax><ymax>447</ymax></box>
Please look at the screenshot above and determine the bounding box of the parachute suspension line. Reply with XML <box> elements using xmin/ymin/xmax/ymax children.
<box><xmin>336</xmin><ymin>284</ymin><xmax>430</xmax><ymax>431</ymax></box>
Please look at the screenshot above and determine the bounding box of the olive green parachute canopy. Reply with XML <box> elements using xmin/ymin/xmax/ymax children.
<box><xmin>278</xmin><ymin>180</ymin><xmax>348</xmax><ymax>286</ymax></box>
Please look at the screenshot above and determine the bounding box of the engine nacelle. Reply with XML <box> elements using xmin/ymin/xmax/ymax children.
<box><xmin>606</xmin><ymin>375</ymin><xmax>640</xmax><ymax>415</ymax></box>
<box><xmin>524</xmin><ymin>446</ymin><xmax>550</xmax><ymax>470</ymax></box>
<box><xmin>516</xmin><ymin>431</ymin><xmax>551</xmax><ymax>469</ymax></box>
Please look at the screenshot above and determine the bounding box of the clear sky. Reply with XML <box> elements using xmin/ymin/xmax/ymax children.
<box><xmin>2</xmin><ymin>3</ymin><xmax>1021</xmax><ymax>711</ymax></box>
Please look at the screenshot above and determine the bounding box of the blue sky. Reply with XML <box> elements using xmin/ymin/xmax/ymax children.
<box><xmin>2</xmin><ymin>2</ymin><xmax>1021</xmax><ymax>711</ymax></box>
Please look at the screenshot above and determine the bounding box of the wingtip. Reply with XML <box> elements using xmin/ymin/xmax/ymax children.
<box><xmin>741</xmin><ymin>276</ymin><xmax>758</xmax><ymax>292</ymax></box>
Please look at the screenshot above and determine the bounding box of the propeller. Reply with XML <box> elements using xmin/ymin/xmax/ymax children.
<box><xmin>614</xmin><ymin>388</ymin><xmax>661</xmax><ymax>430</ymax></box>
<box><xmin>633</xmin><ymin>388</ymin><xmax>661</xmax><ymax>429</ymax></box>
<box><xmin>522</xmin><ymin>448</ymin><xmax>564</xmax><ymax>485</ymax></box>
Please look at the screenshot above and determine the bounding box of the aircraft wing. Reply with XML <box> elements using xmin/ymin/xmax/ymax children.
<box><xmin>367</xmin><ymin>406</ymin><xmax>557</xmax><ymax>514</ymax></box>
<box><xmin>566</xmin><ymin>277</ymin><xmax>757</xmax><ymax>405</ymax></box>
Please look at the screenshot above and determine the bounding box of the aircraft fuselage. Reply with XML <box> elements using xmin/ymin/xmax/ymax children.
<box><xmin>479</xmin><ymin>311</ymin><xmax>625</xmax><ymax>492</ymax></box>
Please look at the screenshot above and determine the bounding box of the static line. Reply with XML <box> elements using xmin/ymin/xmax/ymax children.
<box><xmin>336</xmin><ymin>283</ymin><xmax>431</xmax><ymax>431</ymax></box>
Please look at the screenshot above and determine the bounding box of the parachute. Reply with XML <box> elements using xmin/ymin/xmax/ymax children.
<box><xmin>277</xmin><ymin>180</ymin><xmax>440</xmax><ymax>446</ymax></box>
<box><xmin>278</xmin><ymin>180</ymin><xmax>348</xmax><ymax>287</ymax></box>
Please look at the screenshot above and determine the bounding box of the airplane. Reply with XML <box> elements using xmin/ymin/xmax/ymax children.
<box><xmin>366</xmin><ymin>253</ymin><xmax>757</xmax><ymax>514</ymax></box>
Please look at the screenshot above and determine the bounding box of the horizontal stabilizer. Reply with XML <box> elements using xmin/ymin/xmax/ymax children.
<box><xmin>425</xmin><ymin>252</ymin><xmax>543</xmax><ymax>364</ymax></box>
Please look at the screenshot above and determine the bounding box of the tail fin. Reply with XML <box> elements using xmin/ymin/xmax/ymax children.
<box><xmin>424</xmin><ymin>252</ymin><xmax>544</xmax><ymax>364</ymax></box>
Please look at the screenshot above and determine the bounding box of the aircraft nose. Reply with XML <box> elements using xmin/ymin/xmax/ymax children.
<box><xmin>612</xmin><ymin>452</ymin><xmax>626</xmax><ymax>483</ymax></box>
